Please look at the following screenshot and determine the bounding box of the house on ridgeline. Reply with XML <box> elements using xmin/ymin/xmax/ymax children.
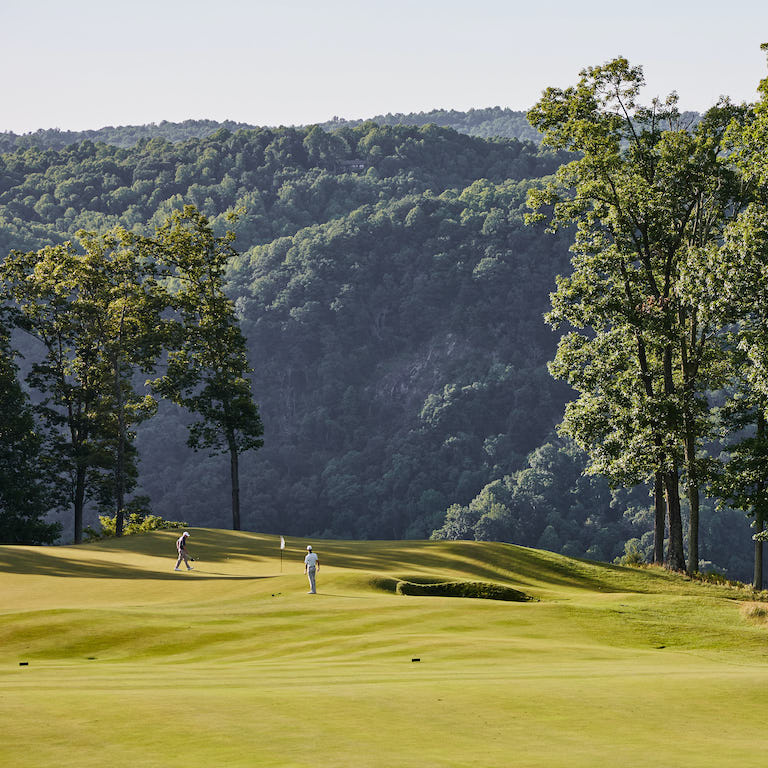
<box><xmin>338</xmin><ymin>158</ymin><xmax>367</xmax><ymax>173</ymax></box>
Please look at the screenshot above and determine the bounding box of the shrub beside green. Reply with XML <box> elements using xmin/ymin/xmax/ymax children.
<box><xmin>369</xmin><ymin>574</ymin><xmax>530</xmax><ymax>600</ymax></box>
<box><xmin>615</xmin><ymin>538</ymin><xmax>646</xmax><ymax>567</ymax></box>
<box><xmin>84</xmin><ymin>511</ymin><xmax>187</xmax><ymax>541</ymax></box>
<box><xmin>395</xmin><ymin>579</ymin><xmax>531</xmax><ymax>602</ymax></box>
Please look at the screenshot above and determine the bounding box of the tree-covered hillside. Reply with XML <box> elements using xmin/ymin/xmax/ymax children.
<box><xmin>223</xmin><ymin>179</ymin><xmax>573</xmax><ymax>539</ymax></box>
<box><xmin>0</xmin><ymin>118</ymin><xmax>755</xmax><ymax>579</ymax></box>
<box><xmin>0</xmin><ymin>123</ymin><xmax>563</xmax><ymax>256</ymax></box>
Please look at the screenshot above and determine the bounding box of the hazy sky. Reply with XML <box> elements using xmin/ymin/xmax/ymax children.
<box><xmin>2</xmin><ymin>0</ymin><xmax>767</xmax><ymax>133</ymax></box>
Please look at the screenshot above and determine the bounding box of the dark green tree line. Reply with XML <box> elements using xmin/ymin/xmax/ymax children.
<box><xmin>0</xmin><ymin>207</ymin><xmax>260</xmax><ymax>541</ymax></box>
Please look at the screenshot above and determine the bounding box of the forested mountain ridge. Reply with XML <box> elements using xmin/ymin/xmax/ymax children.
<box><xmin>0</xmin><ymin>120</ymin><xmax>263</xmax><ymax>152</ymax></box>
<box><xmin>1</xmin><ymin>107</ymin><xmax>703</xmax><ymax>154</ymax></box>
<box><xmin>0</xmin><ymin>123</ymin><xmax>563</xmax><ymax>256</ymax></box>
<box><xmin>315</xmin><ymin>108</ymin><xmax>542</xmax><ymax>142</ymax></box>
<box><xmin>0</xmin><ymin>108</ymin><xmax>541</xmax><ymax>153</ymax></box>
<box><xmin>0</xmin><ymin>119</ymin><xmax>753</xmax><ymax>578</ymax></box>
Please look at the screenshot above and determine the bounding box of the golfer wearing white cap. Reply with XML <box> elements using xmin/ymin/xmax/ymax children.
<box><xmin>304</xmin><ymin>545</ymin><xmax>319</xmax><ymax>593</ymax></box>
<box><xmin>174</xmin><ymin>531</ymin><xmax>193</xmax><ymax>571</ymax></box>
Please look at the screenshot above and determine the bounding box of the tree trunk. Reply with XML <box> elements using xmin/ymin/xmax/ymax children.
<box><xmin>114</xmin><ymin>365</ymin><xmax>126</xmax><ymax>537</ymax></box>
<box><xmin>755</xmin><ymin>410</ymin><xmax>766</xmax><ymax>590</ymax></box>
<box><xmin>70</xmin><ymin>410</ymin><xmax>88</xmax><ymax>544</ymax></box>
<box><xmin>654</xmin><ymin>470</ymin><xmax>665</xmax><ymax>564</ymax></box>
<box><xmin>661</xmin><ymin>344</ymin><xmax>686</xmax><ymax>571</ymax></box>
<box><xmin>665</xmin><ymin>466</ymin><xmax>686</xmax><ymax>571</ymax></box>
<box><xmin>229</xmin><ymin>432</ymin><xmax>240</xmax><ymax>531</ymax></box>
<box><xmin>74</xmin><ymin>463</ymin><xmax>86</xmax><ymax>544</ymax></box>
<box><xmin>636</xmin><ymin>334</ymin><xmax>665</xmax><ymax>566</ymax></box>
<box><xmin>684</xmin><ymin>424</ymin><xmax>699</xmax><ymax>574</ymax></box>
<box><xmin>755</xmin><ymin>511</ymin><xmax>764</xmax><ymax>591</ymax></box>
<box><xmin>686</xmin><ymin>480</ymin><xmax>700</xmax><ymax>575</ymax></box>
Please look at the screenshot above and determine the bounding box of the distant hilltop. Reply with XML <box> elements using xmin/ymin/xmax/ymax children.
<box><xmin>313</xmin><ymin>107</ymin><xmax>542</xmax><ymax>143</ymax></box>
<box><xmin>0</xmin><ymin>108</ymin><xmax>542</xmax><ymax>152</ymax></box>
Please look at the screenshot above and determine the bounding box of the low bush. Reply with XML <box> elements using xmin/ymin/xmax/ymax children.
<box><xmin>615</xmin><ymin>539</ymin><xmax>645</xmax><ymax>567</ymax></box>
<box><xmin>84</xmin><ymin>512</ymin><xmax>187</xmax><ymax>541</ymax></box>
<box><xmin>695</xmin><ymin>569</ymin><xmax>732</xmax><ymax>586</ymax></box>
<box><xmin>742</xmin><ymin>602</ymin><xmax>768</xmax><ymax>623</ymax></box>
<box><xmin>395</xmin><ymin>579</ymin><xmax>531</xmax><ymax>602</ymax></box>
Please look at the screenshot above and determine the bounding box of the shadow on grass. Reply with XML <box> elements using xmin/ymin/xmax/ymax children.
<box><xmin>0</xmin><ymin>547</ymin><xmax>271</xmax><ymax>581</ymax></box>
<box><xmin>304</xmin><ymin>593</ymin><xmax>366</xmax><ymax>599</ymax></box>
<box><xmin>82</xmin><ymin>529</ymin><xmax>282</xmax><ymax>563</ymax></box>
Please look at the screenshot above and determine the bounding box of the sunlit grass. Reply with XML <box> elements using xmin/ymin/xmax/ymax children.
<box><xmin>1</xmin><ymin>530</ymin><xmax>767</xmax><ymax>767</ymax></box>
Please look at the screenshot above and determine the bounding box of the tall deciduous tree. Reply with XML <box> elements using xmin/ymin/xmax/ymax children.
<box><xmin>708</xmin><ymin>205</ymin><xmax>768</xmax><ymax>589</ymax></box>
<box><xmin>70</xmin><ymin>229</ymin><xmax>165</xmax><ymax>535</ymax></box>
<box><xmin>704</xmin><ymin>49</ymin><xmax>768</xmax><ymax>588</ymax></box>
<box><xmin>1</xmin><ymin>229</ymin><xmax>163</xmax><ymax>540</ymax></box>
<box><xmin>2</xmin><ymin>242</ymin><xmax>101</xmax><ymax>543</ymax></box>
<box><xmin>527</xmin><ymin>57</ymin><xmax>745</xmax><ymax>572</ymax></box>
<box><xmin>152</xmin><ymin>206</ymin><xmax>263</xmax><ymax>531</ymax></box>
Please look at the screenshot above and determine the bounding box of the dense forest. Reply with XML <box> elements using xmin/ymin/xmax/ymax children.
<box><xmin>0</xmin><ymin>102</ymin><xmax>759</xmax><ymax>581</ymax></box>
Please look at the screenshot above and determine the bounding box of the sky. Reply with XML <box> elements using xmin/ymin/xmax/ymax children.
<box><xmin>2</xmin><ymin>0</ymin><xmax>768</xmax><ymax>134</ymax></box>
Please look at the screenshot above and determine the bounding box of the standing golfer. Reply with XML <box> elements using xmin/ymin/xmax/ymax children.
<box><xmin>304</xmin><ymin>545</ymin><xmax>319</xmax><ymax>593</ymax></box>
<box><xmin>174</xmin><ymin>531</ymin><xmax>193</xmax><ymax>571</ymax></box>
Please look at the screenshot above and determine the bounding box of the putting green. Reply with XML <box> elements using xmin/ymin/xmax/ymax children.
<box><xmin>1</xmin><ymin>530</ymin><xmax>766</xmax><ymax>767</ymax></box>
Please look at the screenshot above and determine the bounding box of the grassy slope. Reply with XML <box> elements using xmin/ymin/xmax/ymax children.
<box><xmin>1</xmin><ymin>530</ymin><xmax>766</xmax><ymax>768</ymax></box>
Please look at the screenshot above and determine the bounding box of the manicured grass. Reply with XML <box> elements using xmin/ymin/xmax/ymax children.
<box><xmin>1</xmin><ymin>530</ymin><xmax>766</xmax><ymax>767</ymax></box>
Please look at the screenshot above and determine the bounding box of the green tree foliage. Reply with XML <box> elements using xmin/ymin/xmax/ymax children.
<box><xmin>526</xmin><ymin>57</ymin><xmax>747</xmax><ymax>572</ymax></box>
<box><xmin>84</xmin><ymin>499</ymin><xmax>186</xmax><ymax>541</ymax></box>
<box><xmin>151</xmin><ymin>207</ymin><xmax>263</xmax><ymax>531</ymax></box>
<box><xmin>71</xmin><ymin>228</ymin><xmax>165</xmax><ymax>536</ymax></box>
<box><xmin>1</xmin><ymin>228</ymin><xmax>164</xmax><ymax>541</ymax></box>
<box><xmin>0</xmin><ymin>120</ymin><xmax>258</xmax><ymax>153</ymax></box>
<box><xmin>0</xmin><ymin>123</ymin><xmax>563</xmax><ymax>258</ymax></box>
<box><xmin>104</xmin><ymin>168</ymin><xmax>573</xmax><ymax>541</ymax></box>
<box><xmin>431</xmin><ymin>438</ymin><xmax>641</xmax><ymax>561</ymax></box>
<box><xmin>710</xmin><ymin>399</ymin><xmax>768</xmax><ymax>588</ymax></box>
<box><xmin>431</xmin><ymin>436</ymin><xmax>751</xmax><ymax>574</ymax></box>
<box><xmin>706</xmin><ymin>50</ymin><xmax>768</xmax><ymax>587</ymax></box>
<box><xmin>207</xmin><ymin>180</ymin><xmax>571</xmax><ymax>539</ymax></box>
<box><xmin>0</xmin><ymin>319</ymin><xmax>61</xmax><ymax>544</ymax></box>
<box><xmin>318</xmin><ymin>108</ymin><xmax>545</xmax><ymax>143</ymax></box>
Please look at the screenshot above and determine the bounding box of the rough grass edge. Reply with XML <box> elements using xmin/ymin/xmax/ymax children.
<box><xmin>741</xmin><ymin>602</ymin><xmax>768</xmax><ymax>624</ymax></box>
<box><xmin>618</xmin><ymin>561</ymin><xmax>768</xmax><ymax>602</ymax></box>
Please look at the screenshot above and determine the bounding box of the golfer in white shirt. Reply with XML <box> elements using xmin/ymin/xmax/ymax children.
<box><xmin>304</xmin><ymin>545</ymin><xmax>319</xmax><ymax>593</ymax></box>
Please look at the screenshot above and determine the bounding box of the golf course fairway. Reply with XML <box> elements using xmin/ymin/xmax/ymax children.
<box><xmin>2</xmin><ymin>529</ymin><xmax>767</xmax><ymax>768</ymax></box>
